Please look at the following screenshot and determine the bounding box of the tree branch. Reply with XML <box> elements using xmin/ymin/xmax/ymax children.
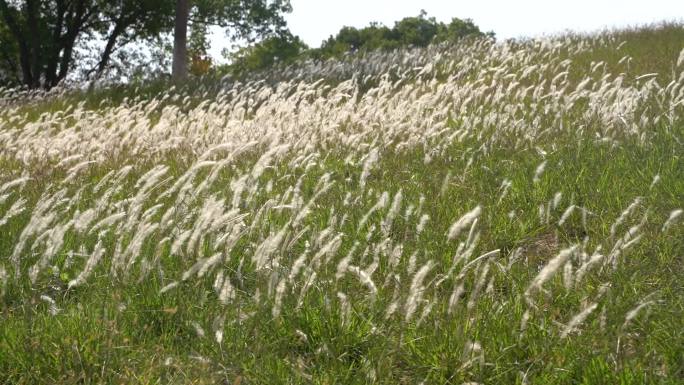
<box><xmin>26</xmin><ymin>0</ymin><xmax>42</xmax><ymax>87</ymax></box>
<box><xmin>45</xmin><ymin>0</ymin><xmax>66</xmax><ymax>87</ymax></box>
<box><xmin>0</xmin><ymin>0</ymin><xmax>34</xmax><ymax>86</ymax></box>
<box><xmin>56</xmin><ymin>0</ymin><xmax>91</xmax><ymax>84</ymax></box>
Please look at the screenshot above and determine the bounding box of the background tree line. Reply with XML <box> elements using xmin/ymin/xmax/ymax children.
<box><xmin>227</xmin><ymin>10</ymin><xmax>491</xmax><ymax>76</ymax></box>
<box><xmin>0</xmin><ymin>0</ymin><xmax>290</xmax><ymax>89</ymax></box>
<box><xmin>0</xmin><ymin>1</ymin><xmax>488</xmax><ymax>89</ymax></box>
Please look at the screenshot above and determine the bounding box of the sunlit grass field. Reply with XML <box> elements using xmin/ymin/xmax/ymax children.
<box><xmin>1</xmin><ymin>24</ymin><xmax>683</xmax><ymax>384</ymax></box>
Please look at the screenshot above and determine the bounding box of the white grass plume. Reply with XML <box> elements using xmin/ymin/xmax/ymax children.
<box><xmin>40</xmin><ymin>294</ymin><xmax>61</xmax><ymax>316</ymax></box>
<box><xmin>336</xmin><ymin>242</ymin><xmax>358</xmax><ymax>280</ymax></box>
<box><xmin>525</xmin><ymin>245</ymin><xmax>578</xmax><ymax>300</ymax></box>
<box><xmin>558</xmin><ymin>205</ymin><xmax>576</xmax><ymax>226</ymax></box>
<box><xmin>560</xmin><ymin>302</ymin><xmax>598</xmax><ymax>338</ymax></box>
<box><xmin>447</xmin><ymin>205</ymin><xmax>482</xmax><ymax>241</ymax></box>
<box><xmin>574</xmin><ymin>249</ymin><xmax>604</xmax><ymax>287</ymax></box>
<box><xmin>416</xmin><ymin>214</ymin><xmax>430</xmax><ymax>235</ymax></box>
<box><xmin>68</xmin><ymin>237</ymin><xmax>107</xmax><ymax>289</ymax></box>
<box><xmin>359</xmin><ymin>148</ymin><xmax>379</xmax><ymax>189</ymax></box>
<box><xmin>0</xmin><ymin>176</ymin><xmax>30</xmax><ymax>195</ymax></box>
<box><xmin>610</xmin><ymin>197</ymin><xmax>642</xmax><ymax>239</ymax></box>
<box><xmin>0</xmin><ymin>265</ymin><xmax>6</xmax><ymax>297</ymax></box>
<box><xmin>467</xmin><ymin>263</ymin><xmax>490</xmax><ymax>311</ymax></box>
<box><xmin>0</xmin><ymin>197</ymin><xmax>26</xmax><ymax>227</ymax></box>
<box><xmin>271</xmin><ymin>278</ymin><xmax>288</xmax><ymax>317</ymax></box>
<box><xmin>405</xmin><ymin>261</ymin><xmax>434</xmax><ymax>322</ymax></box>
<box><xmin>649</xmin><ymin>174</ymin><xmax>661</xmax><ymax>189</ymax></box>
<box><xmin>622</xmin><ymin>298</ymin><xmax>657</xmax><ymax>330</ymax></box>
<box><xmin>532</xmin><ymin>160</ymin><xmax>547</xmax><ymax>184</ymax></box>
<box><xmin>661</xmin><ymin>209</ymin><xmax>683</xmax><ymax>233</ymax></box>
<box><xmin>381</xmin><ymin>189</ymin><xmax>403</xmax><ymax>235</ymax></box>
<box><xmin>160</xmin><ymin>281</ymin><xmax>179</xmax><ymax>294</ymax></box>
<box><xmin>346</xmin><ymin>265</ymin><xmax>378</xmax><ymax>298</ymax></box>
<box><xmin>358</xmin><ymin>191</ymin><xmax>389</xmax><ymax>231</ymax></box>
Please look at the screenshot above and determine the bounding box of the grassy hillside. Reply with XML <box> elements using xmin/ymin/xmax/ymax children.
<box><xmin>0</xmin><ymin>23</ymin><xmax>683</xmax><ymax>384</ymax></box>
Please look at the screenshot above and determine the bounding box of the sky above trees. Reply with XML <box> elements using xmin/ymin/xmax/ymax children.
<box><xmin>209</xmin><ymin>0</ymin><xmax>682</xmax><ymax>61</ymax></box>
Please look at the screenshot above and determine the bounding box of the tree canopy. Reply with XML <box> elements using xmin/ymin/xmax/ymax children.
<box><xmin>0</xmin><ymin>4</ymin><xmax>491</xmax><ymax>87</ymax></box>
<box><xmin>0</xmin><ymin>0</ymin><xmax>291</xmax><ymax>89</ymax></box>
<box><xmin>314</xmin><ymin>11</ymin><xmax>491</xmax><ymax>59</ymax></box>
<box><xmin>226</xmin><ymin>30</ymin><xmax>307</xmax><ymax>75</ymax></box>
<box><xmin>224</xmin><ymin>11</ymin><xmax>492</xmax><ymax>76</ymax></box>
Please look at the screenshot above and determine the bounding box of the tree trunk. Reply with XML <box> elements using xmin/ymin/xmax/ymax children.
<box><xmin>26</xmin><ymin>0</ymin><xmax>41</xmax><ymax>88</ymax></box>
<box><xmin>45</xmin><ymin>0</ymin><xmax>66</xmax><ymax>88</ymax></box>
<box><xmin>172</xmin><ymin>0</ymin><xmax>189</xmax><ymax>81</ymax></box>
<box><xmin>94</xmin><ymin>21</ymin><xmax>125</xmax><ymax>78</ymax></box>
<box><xmin>1</xmin><ymin>0</ymin><xmax>32</xmax><ymax>86</ymax></box>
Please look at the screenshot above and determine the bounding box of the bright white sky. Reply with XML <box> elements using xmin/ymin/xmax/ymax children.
<box><xmin>209</xmin><ymin>0</ymin><xmax>683</xmax><ymax>61</ymax></box>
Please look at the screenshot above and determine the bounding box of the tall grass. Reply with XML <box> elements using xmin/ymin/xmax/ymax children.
<box><xmin>0</xmin><ymin>23</ymin><xmax>683</xmax><ymax>384</ymax></box>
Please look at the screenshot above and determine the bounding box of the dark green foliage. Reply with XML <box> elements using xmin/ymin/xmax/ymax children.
<box><xmin>0</xmin><ymin>0</ymin><xmax>291</xmax><ymax>89</ymax></box>
<box><xmin>227</xmin><ymin>31</ymin><xmax>308</xmax><ymax>75</ymax></box>
<box><xmin>222</xmin><ymin>10</ymin><xmax>489</xmax><ymax>76</ymax></box>
<box><xmin>0</xmin><ymin>0</ymin><xmax>177</xmax><ymax>89</ymax></box>
<box><xmin>0</xmin><ymin>16</ymin><xmax>19</xmax><ymax>86</ymax></box>
<box><xmin>316</xmin><ymin>10</ymin><xmax>489</xmax><ymax>59</ymax></box>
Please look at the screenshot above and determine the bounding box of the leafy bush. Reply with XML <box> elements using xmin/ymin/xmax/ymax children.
<box><xmin>316</xmin><ymin>10</ymin><xmax>490</xmax><ymax>59</ymax></box>
<box><xmin>226</xmin><ymin>31</ymin><xmax>309</xmax><ymax>75</ymax></box>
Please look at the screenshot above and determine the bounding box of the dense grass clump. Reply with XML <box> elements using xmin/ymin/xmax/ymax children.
<box><xmin>0</xmin><ymin>23</ymin><xmax>683</xmax><ymax>384</ymax></box>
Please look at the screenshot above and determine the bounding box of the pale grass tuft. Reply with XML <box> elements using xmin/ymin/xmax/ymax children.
<box><xmin>461</xmin><ymin>341</ymin><xmax>484</xmax><ymax>370</ymax></box>
<box><xmin>525</xmin><ymin>245</ymin><xmax>578</xmax><ymax>302</ymax></box>
<box><xmin>416</xmin><ymin>214</ymin><xmax>430</xmax><ymax>235</ymax></box>
<box><xmin>661</xmin><ymin>209</ymin><xmax>683</xmax><ymax>233</ymax></box>
<box><xmin>358</xmin><ymin>191</ymin><xmax>390</xmax><ymax>230</ymax></box>
<box><xmin>346</xmin><ymin>265</ymin><xmax>378</xmax><ymax>298</ymax></box>
<box><xmin>610</xmin><ymin>197</ymin><xmax>642</xmax><ymax>239</ymax></box>
<box><xmin>532</xmin><ymin>160</ymin><xmax>547</xmax><ymax>184</ymax></box>
<box><xmin>0</xmin><ymin>197</ymin><xmax>27</xmax><ymax>227</ymax></box>
<box><xmin>67</xmin><ymin>237</ymin><xmax>107</xmax><ymax>289</ymax></box>
<box><xmin>622</xmin><ymin>300</ymin><xmax>656</xmax><ymax>330</ymax></box>
<box><xmin>676</xmin><ymin>48</ymin><xmax>684</xmax><ymax>67</ymax></box>
<box><xmin>40</xmin><ymin>294</ymin><xmax>61</xmax><ymax>316</ymax></box>
<box><xmin>359</xmin><ymin>148</ymin><xmax>379</xmax><ymax>189</ymax></box>
<box><xmin>447</xmin><ymin>206</ymin><xmax>482</xmax><ymax>241</ymax></box>
<box><xmin>560</xmin><ymin>302</ymin><xmax>598</xmax><ymax>338</ymax></box>
<box><xmin>405</xmin><ymin>261</ymin><xmax>434</xmax><ymax>322</ymax></box>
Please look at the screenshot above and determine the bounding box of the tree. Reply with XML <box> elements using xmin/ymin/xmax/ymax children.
<box><xmin>172</xmin><ymin>0</ymin><xmax>189</xmax><ymax>80</ymax></box>
<box><xmin>436</xmin><ymin>17</ymin><xmax>490</xmax><ymax>43</ymax></box>
<box><xmin>318</xmin><ymin>24</ymin><xmax>397</xmax><ymax>59</ymax></box>
<box><xmin>171</xmin><ymin>0</ymin><xmax>291</xmax><ymax>81</ymax></box>
<box><xmin>317</xmin><ymin>11</ymin><xmax>490</xmax><ymax>60</ymax></box>
<box><xmin>392</xmin><ymin>10</ymin><xmax>439</xmax><ymax>48</ymax></box>
<box><xmin>188</xmin><ymin>20</ymin><xmax>211</xmax><ymax>76</ymax></box>
<box><xmin>0</xmin><ymin>12</ymin><xmax>19</xmax><ymax>86</ymax></box>
<box><xmin>227</xmin><ymin>30</ymin><xmax>307</xmax><ymax>75</ymax></box>
<box><xmin>0</xmin><ymin>0</ymin><xmax>175</xmax><ymax>89</ymax></box>
<box><xmin>0</xmin><ymin>0</ymin><xmax>291</xmax><ymax>89</ymax></box>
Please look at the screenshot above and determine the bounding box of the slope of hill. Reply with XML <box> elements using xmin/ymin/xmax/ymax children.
<box><xmin>0</xmin><ymin>23</ymin><xmax>683</xmax><ymax>384</ymax></box>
